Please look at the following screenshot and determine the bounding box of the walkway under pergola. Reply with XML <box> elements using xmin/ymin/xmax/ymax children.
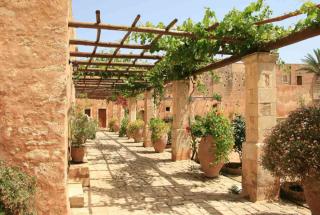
<box><xmin>72</xmin><ymin>131</ymin><xmax>311</xmax><ymax>215</ymax></box>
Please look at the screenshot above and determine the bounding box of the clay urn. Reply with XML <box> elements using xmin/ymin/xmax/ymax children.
<box><xmin>153</xmin><ymin>134</ymin><xmax>168</xmax><ymax>153</ymax></box>
<box><xmin>71</xmin><ymin>147</ymin><xmax>85</xmax><ymax>163</ymax></box>
<box><xmin>198</xmin><ymin>135</ymin><xmax>224</xmax><ymax>178</ymax></box>
<box><xmin>133</xmin><ymin>128</ymin><xmax>144</xmax><ymax>143</ymax></box>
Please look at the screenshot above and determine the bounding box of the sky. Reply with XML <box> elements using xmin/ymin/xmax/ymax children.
<box><xmin>72</xmin><ymin>0</ymin><xmax>320</xmax><ymax>64</ymax></box>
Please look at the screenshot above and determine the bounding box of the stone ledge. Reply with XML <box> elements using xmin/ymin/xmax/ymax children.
<box><xmin>68</xmin><ymin>161</ymin><xmax>90</xmax><ymax>187</ymax></box>
<box><xmin>68</xmin><ymin>183</ymin><xmax>84</xmax><ymax>208</ymax></box>
<box><xmin>71</xmin><ymin>208</ymin><xmax>89</xmax><ymax>215</ymax></box>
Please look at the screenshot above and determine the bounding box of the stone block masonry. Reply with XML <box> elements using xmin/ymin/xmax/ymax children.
<box><xmin>0</xmin><ymin>0</ymin><xmax>71</xmax><ymax>214</ymax></box>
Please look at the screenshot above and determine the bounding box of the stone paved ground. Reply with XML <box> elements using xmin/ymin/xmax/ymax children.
<box><xmin>84</xmin><ymin>131</ymin><xmax>311</xmax><ymax>215</ymax></box>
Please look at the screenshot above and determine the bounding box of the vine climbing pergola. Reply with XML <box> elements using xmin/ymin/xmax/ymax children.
<box><xmin>68</xmin><ymin>4</ymin><xmax>320</xmax><ymax>99</ymax></box>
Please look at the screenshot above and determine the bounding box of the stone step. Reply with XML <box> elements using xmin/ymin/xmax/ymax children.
<box><xmin>68</xmin><ymin>183</ymin><xmax>84</xmax><ymax>208</ymax></box>
<box><xmin>68</xmin><ymin>162</ymin><xmax>90</xmax><ymax>187</ymax></box>
<box><xmin>71</xmin><ymin>208</ymin><xmax>89</xmax><ymax>215</ymax></box>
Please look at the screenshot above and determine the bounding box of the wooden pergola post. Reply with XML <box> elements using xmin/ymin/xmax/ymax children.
<box><xmin>242</xmin><ymin>52</ymin><xmax>280</xmax><ymax>202</ymax></box>
<box><xmin>143</xmin><ymin>89</ymin><xmax>155</xmax><ymax>147</ymax></box>
<box><xmin>128</xmin><ymin>97</ymin><xmax>137</xmax><ymax>123</ymax></box>
<box><xmin>171</xmin><ymin>79</ymin><xmax>193</xmax><ymax>161</ymax></box>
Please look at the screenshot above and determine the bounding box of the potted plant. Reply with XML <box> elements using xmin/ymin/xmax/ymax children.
<box><xmin>119</xmin><ymin>116</ymin><xmax>129</xmax><ymax>137</ymax></box>
<box><xmin>280</xmin><ymin>181</ymin><xmax>306</xmax><ymax>203</ymax></box>
<box><xmin>222</xmin><ymin>114</ymin><xmax>245</xmax><ymax>176</ymax></box>
<box><xmin>71</xmin><ymin>112</ymin><xmax>97</xmax><ymax>163</ymax></box>
<box><xmin>149</xmin><ymin>118</ymin><xmax>170</xmax><ymax>153</ymax></box>
<box><xmin>262</xmin><ymin>105</ymin><xmax>320</xmax><ymax>214</ymax></box>
<box><xmin>127</xmin><ymin>120</ymin><xmax>144</xmax><ymax>143</ymax></box>
<box><xmin>190</xmin><ymin>115</ymin><xmax>206</xmax><ymax>162</ymax></box>
<box><xmin>108</xmin><ymin>118</ymin><xmax>119</xmax><ymax>132</ymax></box>
<box><xmin>191</xmin><ymin>109</ymin><xmax>234</xmax><ymax>178</ymax></box>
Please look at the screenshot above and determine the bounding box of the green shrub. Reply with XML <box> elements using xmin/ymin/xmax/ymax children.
<box><xmin>119</xmin><ymin>116</ymin><xmax>129</xmax><ymax>137</ymax></box>
<box><xmin>149</xmin><ymin>118</ymin><xmax>170</xmax><ymax>142</ymax></box>
<box><xmin>108</xmin><ymin>118</ymin><xmax>117</xmax><ymax>132</ymax></box>
<box><xmin>0</xmin><ymin>161</ymin><xmax>36</xmax><ymax>215</ymax></box>
<box><xmin>127</xmin><ymin>120</ymin><xmax>144</xmax><ymax>137</ymax></box>
<box><xmin>71</xmin><ymin>111</ymin><xmax>98</xmax><ymax>147</ymax></box>
<box><xmin>190</xmin><ymin>109</ymin><xmax>234</xmax><ymax>163</ymax></box>
<box><xmin>262</xmin><ymin>105</ymin><xmax>320</xmax><ymax>180</ymax></box>
<box><xmin>232</xmin><ymin>114</ymin><xmax>246</xmax><ymax>162</ymax></box>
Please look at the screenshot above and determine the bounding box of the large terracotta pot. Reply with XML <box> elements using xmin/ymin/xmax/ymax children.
<box><xmin>280</xmin><ymin>182</ymin><xmax>305</xmax><ymax>202</ymax></box>
<box><xmin>133</xmin><ymin>128</ymin><xmax>144</xmax><ymax>143</ymax></box>
<box><xmin>303</xmin><ymin>176</ymin><xmax>320</xmax><ymax>215</ymax></box>
<box><xmin>153</xmin><ymin>134</ymin><xmax>168</xmax><ymax>153</ymax></box>
<box><xmin>198</xmin><ymin>135</ymin><xmax>224</xmax><ymax>178</ymax></box>
<box><xmin>71</xmin><ymin>147</ymin><xmax>85</xmax><ymax>163</ymax></box>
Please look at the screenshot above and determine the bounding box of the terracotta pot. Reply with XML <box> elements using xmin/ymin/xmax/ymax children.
<box><xmin>71</xmin><ymin>147</ymin><xmax>85</xmax><ymax>163</ymax></box>
<box><xmin>198</xmin><ymin>135</ymin><xmax>224</xmax><ymax>178</ymax></box>
<box><xmin>303</xmin><ymin>176</ymin><xmax>320</xmax><ymax>215</ymax></box>
<box><xmin>113</xmin><ymin>124</ymin><xmax>120</xmax><ymax>132</ymax></box>
<box><xmin>133</xmin><ymin>128</ymin><xmax>144</xmax><ymax>143</ymax></box>
<box><xmin>280</xmin><ymin>182</ymin><xmax>305</xmax><ymax>202</ymax></box>
<box><xmin>153</xmin><ymin>134</ymin><xmax>168</xmax><ymax>153</ymax></box>
<box><xmin>221</xmin><ymin>162</ymin><xmax>242</xmax><ymax>176</ymax></box>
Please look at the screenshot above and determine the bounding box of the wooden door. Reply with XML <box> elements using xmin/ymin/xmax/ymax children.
<box><xmin>98</xmin><ymin>109</ymin><xmax>107</xmax><ymax>128</ymax></box>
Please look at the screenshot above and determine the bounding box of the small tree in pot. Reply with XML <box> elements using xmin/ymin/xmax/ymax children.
<box><xmin>71</xmin><ymin>111</ymin><xmax>98</xmax><ymax>163</ymax></box>
<box><xmin>149</xmin><ymin>118</ymin><xmax>170</xmax><ymax>153</ymax></box>
<box><xmin>127</xmin><ymin>120</ymin><xmax>144</xmax><ymax>143</ymax></box>
<box><xmin>119</xmin><ymin>115</ymin><xmax>129</xmax><ymax>137</ymax></box>
<box><xmin>191</xmin><ymin>109</ymin><xmax>234</xmax><ymax>178</ymax></box>
<box><xmin>262</xmin><ymin>105</ymin><xmax>320</xmax><ymax>214</ymax></box>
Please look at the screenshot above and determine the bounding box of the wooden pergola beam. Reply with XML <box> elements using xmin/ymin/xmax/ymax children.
<box><xmin>72</xmin><ymin>60</ymin><xmax>154</xmax><ymax>68</ymax></box>
<box><xmin>69</xmin><ymin>39</ymin><xmax>150</xmax><ymax>50</ymax></box>
<box><xmin>70</xmin><ymin>51</ymin><xmax>162</xmax><ymax>59</ymax></box>
<box><xmin>76</xmin><ymin>68</ymin><xmax>147</xmax><ymax>73</ymax></box>
<box><xmin>194</xmin><ymin>25</ymin><xmax>320</xmax><ymax>74</ymax></box>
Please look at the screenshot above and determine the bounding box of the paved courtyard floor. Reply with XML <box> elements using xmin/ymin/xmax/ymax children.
<box><xmin>83</xmin><ymin>131</ymin><xmax>311</xmax><ymax>215</ymax></box>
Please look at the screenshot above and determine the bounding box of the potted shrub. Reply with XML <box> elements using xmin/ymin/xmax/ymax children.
<box><xmin>149</xmin><ymin>118</ymin><xmax>170</xmax><ymax>153</ymax></box>
<box><xmin>127</xmin><ymin>120</ymin><xmax>144</xmax><ymax>143</ymax></box>
<box><xmin>108</xmin><ymin>118</ymin><xmax>119</xmax><ymax>132</ymax></box>
<box><xmin>262</xmin><ymin>105</ymin><xmax>320</xmax><ymax>214</ymax></box>
<box><xmin>0</xmin><ymin>161</ymin><xmax>36</xmax><ymax>215</ymax></box>
<box><xmin>191</xmin><ymin>109</ymin><xmax>234</xmax><ymax>178</ymax></box>
<box><xmin>222</xmin><ymin>114</ymin><xmax>245</xmax><ymax>176</ymax></box>
<box><xmin>119</xmin><ymin>116</ymin><xmax>129</xmax><ymax>137</ymax></box>
<box><xmin>71</xmin><ymin>112</ymin><xmax>97</xmax><ymax>163</ymax></box>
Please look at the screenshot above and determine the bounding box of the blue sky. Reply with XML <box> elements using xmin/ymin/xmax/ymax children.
<box><xmin>72</xmin><ymin>0</ymin><xmax>320</xmax><ymax>63</ymax></box>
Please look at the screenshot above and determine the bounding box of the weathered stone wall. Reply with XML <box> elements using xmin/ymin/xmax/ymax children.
<box><xmin>148</xmin><ymin>63</ymin><xmax>314</xmax><ymax>119</ymax></box>
<box><xmin>0</xmin><ymin>0</ymin><xmax>71</xmax><ymax>214</ymax></box>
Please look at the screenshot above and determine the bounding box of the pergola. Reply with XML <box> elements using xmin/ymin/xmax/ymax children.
<box><xmin>69</xmin><ymin>5</ymin><xmax>320</xmax><ymax>99</ymax></box>
<box><xmin>68</xmin><ymin>4</ymin><xmax>320</xmax><ymax>203</ymax></box>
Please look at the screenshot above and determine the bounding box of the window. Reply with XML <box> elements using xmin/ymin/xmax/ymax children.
<box><xmin>297</xmin><ymin>76</ymin><xmax>302</xmax><ymax>85</ymax></box>
<box><xmin>165</xmin><ymin>107</ymin><xmax>171</xmax><ymax>112</ymax></box>
<box><xmin>84</xmin><ymin>109</ymin><xmax>91</xmax><ymax>117</ymax></box>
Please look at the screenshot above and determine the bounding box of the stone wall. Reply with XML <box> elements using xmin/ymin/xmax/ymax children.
<box><xmin>143</xmin><ymin>63</ymin><xmax>314</xmax><ymax>119</ymax></box>
<box><xmin>0</xmin><ymin>0</ymin><xmax>71</xmax><ymax>214</ymax></box>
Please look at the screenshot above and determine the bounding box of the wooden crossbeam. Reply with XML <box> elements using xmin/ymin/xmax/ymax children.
<box><xmin>69</xmin><ymin>39</ymin><xmax>150</xmax><ymax>50</ymax></box>
<box><xmin>194</xmin><ymin>26</ymin><xmax>320</xmax><ymax>75</ymax></box>
<box><xmin>70</xmin><ymin>51</ymin><xmax>162</xmax><ymax>59</ymax></box>
<box><xmin>72</xmin><ymin>60</ymin><xmax>154</xmax><ymax>68</ymax></box>
<box><xmin>76</xmin><ymin>68</ymin><xmax>147</xmax><ymax>73</ymax></box>
<box><xmin>127</xmin><ymin>19</ymin><xmax>178</xmax><ymax>71</ymax></box>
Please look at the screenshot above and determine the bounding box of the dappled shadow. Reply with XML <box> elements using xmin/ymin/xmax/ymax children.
<box><xmin>86</xmin><ymin>131</ymin><xmax>309</xmax><ymax>215</ymax></box>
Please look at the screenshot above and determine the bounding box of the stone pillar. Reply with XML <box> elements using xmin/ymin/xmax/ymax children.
<box><xmin>171</xmin><ymin>79</ymin><xmax>192</xmax><ymax>161</ymax></box>
<box><xmin>117</xmin><ymin>105</ymin><xmax>124</xmax><ymax>126</ymax></box>
<box><xmin>242</xmin><ymin>52</ymin><xmax>280</xmax><ymax>202</ymax></box>
<box><xmin>128</xmin><ymin>97</ymin><xmax>137</xmax><ymax>123</ymax></box>
<box><xmin>0</xmin><ymin>0</ymin><xmax>71</xmax><ymax>214</ymax></box>
<box><xmin>143</xmin><ymin>90</ymin><xmax>155</xmax><ymax>147</ymax></box>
